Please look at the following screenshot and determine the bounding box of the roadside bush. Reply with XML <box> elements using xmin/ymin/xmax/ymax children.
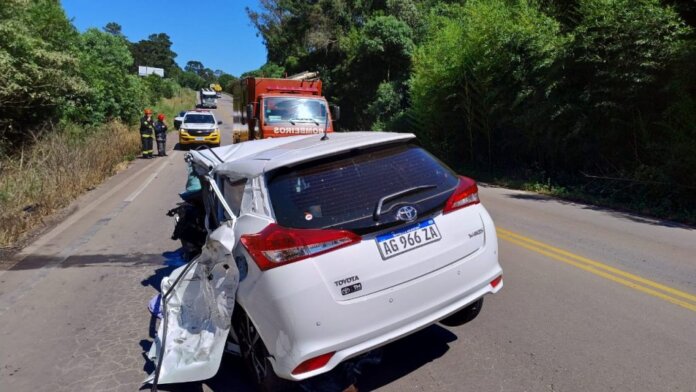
<box><xmin>176</xmin><ymin>71</ymin><xmax>207</xmax><ymax>91</ymax></box>
<box><xmin>550</xmin><ymin>0</ymin><xmax>691</xmax><ymax>173</ymax></box>
<box><xmin>410</xmin><ymin>0</ymin><xmax>567</xmax><ymax>164</ymax></box>
<box><xmin>143</xmin><ymin>75</ymin><xmax>179</xmax><ymax>101</ymax></box>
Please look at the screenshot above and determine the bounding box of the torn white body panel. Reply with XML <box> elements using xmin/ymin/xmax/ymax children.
<box><xmin>146</xmin><ymin>223</ymin><xmax>239</xmax><ymax>385</ymax></box>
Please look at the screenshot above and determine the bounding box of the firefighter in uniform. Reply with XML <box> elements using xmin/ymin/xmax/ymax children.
<box><xmin>155</xmin><ymin>113</ymin><xmax>168</xmax><ymax>157</ymax></box>
<box><xmin>140</xmin><ymin>109</ymin><xmax>155</xmax><ymax>158</ymax></box>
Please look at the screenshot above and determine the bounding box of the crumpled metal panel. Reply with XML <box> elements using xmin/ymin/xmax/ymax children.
<box><xmin>145</xmin><ymin>223</ymin><xmax>239</xmax><ymax>385</ymax></box>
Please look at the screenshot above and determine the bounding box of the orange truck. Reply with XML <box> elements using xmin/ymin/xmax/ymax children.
<box><xmin>240</xmin><ymin>72</ymin><xmax>340</xmax><ymax>141</ymax></box>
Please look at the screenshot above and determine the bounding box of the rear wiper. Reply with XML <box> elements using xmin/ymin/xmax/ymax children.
<box><xmin>373</xmin><ymin>184</ymin><xmax>437</xmax><ymax>221</ymax></box>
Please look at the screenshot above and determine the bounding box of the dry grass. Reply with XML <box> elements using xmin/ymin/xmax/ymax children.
<box><xmin>0</xmin><ymin>122</ymin><xmax>139</xmax><ymax>247</ymax></box>
<box><xmin>0</xmin><ymin>89</ymin><xmax>196</xmax><ymax>248</ymax></box>
<box><xmin>154</xmin><ymin>88</ymin><xmax>197</xmax><ymax>120</ymax></box>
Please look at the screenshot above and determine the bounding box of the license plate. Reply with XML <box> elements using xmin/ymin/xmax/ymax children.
<box><xmin>195</xmin><ymin>137</ymin><xmax>205</xmax><ymax>141</ymax></box>
<box><xmin>376</xmin><ymin>219</ymin><xmax>442</xmax><ymax>260</ymax></box>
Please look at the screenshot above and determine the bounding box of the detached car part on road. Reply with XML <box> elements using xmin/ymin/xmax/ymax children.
<box><xmin>147</xmin><ymin>132</ymin><xmax>503</xmax><ymax>389</ymax></box>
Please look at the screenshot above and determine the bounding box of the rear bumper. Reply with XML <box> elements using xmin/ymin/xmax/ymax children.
<box><xmin>179</xmin><ymin>131</ymin><xmax>220</xmax><ymax>145</ymax></box>
<box><xmin>239</xmin><ymin>221</ymin><xmax>502</xmax><ymax>380</ymax></box>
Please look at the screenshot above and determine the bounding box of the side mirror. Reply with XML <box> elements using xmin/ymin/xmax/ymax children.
<box><xmin>217</xmin><ymin>120</ymin><xmax>223</xmax><ymax>125</ymax></box>
<box><xmin>330</xmin><ymin>105</ymin><xmax>340</xmax><ymax>122</ymax></box>
<box><xmin>245</xmin><ymin>104</ymin><xmax>254</xmax><ymax>121</ymax></box>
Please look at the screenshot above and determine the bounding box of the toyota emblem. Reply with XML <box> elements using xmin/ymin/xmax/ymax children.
<box><xmin>396</xmin><ymin>205</ymin><xmax>418</xmax><ymax>222</ymax></box>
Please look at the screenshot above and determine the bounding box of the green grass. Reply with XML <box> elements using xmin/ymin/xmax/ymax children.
<box><xmin>150</xmin><ymin>87</ymin><xmax>197</xmax><ymax>128</ymax></box>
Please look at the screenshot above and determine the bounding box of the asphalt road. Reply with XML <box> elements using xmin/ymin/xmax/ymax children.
<box><xmin>0</xmin><ymin>94</ymin><xmax>694</xmax><ymax>392</ymax></box>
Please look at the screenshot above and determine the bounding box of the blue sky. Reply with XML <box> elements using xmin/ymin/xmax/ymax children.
<box><xmin>61</xmin><ymin>0</ymin><xmax>268</xmax><ymax>76</ymax></box>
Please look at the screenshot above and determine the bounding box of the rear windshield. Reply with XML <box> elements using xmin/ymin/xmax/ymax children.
<box><xmin>184</xmin><ymin>114</ymin><xmax>215</xmax><ymax>124</ymax></box>
<box><xmin>266</xmin><ymin>144</ymin><xmax>459</xmax><ymax>233</ymax></box>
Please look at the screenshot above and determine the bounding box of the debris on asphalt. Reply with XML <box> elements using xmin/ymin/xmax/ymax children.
<box><xmin>147</xmin><ymin>293</ymin><xmax>162</xmax><ymax>319</ymax></box>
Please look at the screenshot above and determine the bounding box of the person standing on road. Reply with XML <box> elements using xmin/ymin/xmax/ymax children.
<box><xmin>155</xmin><ymin>113</ymin><xmax>168</xmax><ymax>157</ymax></box>
<box><xmin>140</xmin><ymin>109</ymin><xmax>155</xmax><ymax>159</ymax></box>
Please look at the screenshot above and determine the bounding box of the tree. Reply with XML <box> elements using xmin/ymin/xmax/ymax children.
<box><xmin>176</xmin><ymin>71</ymin><xmax>206</xmax><ymax>90</ymax></box>
<box><xmin>73</xmin><ymin>28</ymin><xmax>145</xmax><ymax>124</ymax></box>
<box><xmin>129</xmin><ymin>33</ymin><xmax>179</xmax><ymax>76</ymax></box>
<box><xmin>218</xmin><ymin>73</ymin><xmax>237</xmax><ymax>90</ymax></box>
<box><xmin>103</xmin><ymin>22</ymin><xmax>124</xmax><ymax>37</ymax></box>
<box><xmin>241</xmin><ymin>62</ymin><xmax>285</xmax><ymax>78</ymax></box>
<box><xmin>410</xmin><ymin>0</ymin><xmax>568</xmax><ymax>164</ymax></box>
<box><xmin>185</xmin><ymin>60</ymin><xmax>204</xmax><ymax>75</ymax></box>
<box><xmin>0</xmin><ymin>0</ymin><xmax>87</xmax><ymax>150</ymax></box>
<box><xmin>245</xmin><ymin>0</ymin><xmax>421</xmax><ymax>129</ymax></box>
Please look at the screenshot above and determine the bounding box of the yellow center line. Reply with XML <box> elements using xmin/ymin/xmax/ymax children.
<box><xmin>496</xmin><ymin>228</ymin><xmax>696</xmax><ymax>313</ymax></box>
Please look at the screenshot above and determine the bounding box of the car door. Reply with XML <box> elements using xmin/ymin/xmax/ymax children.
<box><xmin>146</xmin><ymin>175</ymin><xmax>245</xmax><ymax>385</ymax></box>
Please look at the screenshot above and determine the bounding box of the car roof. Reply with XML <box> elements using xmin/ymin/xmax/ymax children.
<box><xmin>190</xmin><ymin>132</ymin><xmax>415</xmax><ymax>179</ymax></box>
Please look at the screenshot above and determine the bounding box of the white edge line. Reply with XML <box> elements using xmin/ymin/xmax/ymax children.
<box><xmin>125</xmin><ymin>159</ymin><xmax>170</xmax><ymax>202</ymax></box>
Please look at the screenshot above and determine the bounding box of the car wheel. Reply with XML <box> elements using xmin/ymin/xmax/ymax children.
<box><xmin>234</xmin><ymin>309</ymin><xmax>293</xmax><ymax>392</ymax></box>
<box><xmin>440</xmin><ymin>297</ymin><xmax>483</xmax><ymax>327</ymax></box>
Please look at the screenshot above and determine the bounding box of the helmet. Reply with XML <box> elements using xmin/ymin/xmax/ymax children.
<box><xmin>157</xmin><ymin>114</ymin><xmax>165</xmax><ymax>121</ymax></box>
<box><xmin>144</xmin><ymin>108</ymin><xmax>153</xmax><ymax>115</ymax></box>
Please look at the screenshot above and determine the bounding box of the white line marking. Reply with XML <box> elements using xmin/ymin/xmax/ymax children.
<box><xmin>0</xmin><ymin>152</ymin><xmax>178</xmax><ymax>311</ymax></box>
<box><xmin>125</xmin><ymin>158</ymin><xmax>170</xmax><ymax>202</ymax></box>
<box><xmin>16</xmin><ymin>159</ymin><xmax>159</xmax><ymax>258</ymax></box>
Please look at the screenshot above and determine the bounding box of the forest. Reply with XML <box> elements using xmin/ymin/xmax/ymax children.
<box><xmin>247</xmin><ymin>0</ymin><xmax>696</xmax><ymax>222</ymax></box>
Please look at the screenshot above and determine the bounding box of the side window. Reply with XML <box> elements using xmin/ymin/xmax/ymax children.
<box><xmin>223</xmin><ymin>177</ymin><xmax>247</xmax><ymax>219</ymax></box>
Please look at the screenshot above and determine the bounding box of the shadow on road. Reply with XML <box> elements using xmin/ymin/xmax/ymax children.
<box><xmin>145</xmin><ymin>324</ymin><xmax>457</xmax><ymax>392</ymax></box>
<box><xmin>7</xmin><ymin>246</ymin><xmax>190</xmax><ymax>272</ymax></box>
<box><xmin>506</xmin><ymin>192</ymin><xmax>694</xmax><ymax>230</ymax></box>
<box><xmin>6</xmin><ymin>252</ymin><xmax>167</xmax><ymax>271</ymax></box>
<box><xmin>356</xmin><ymin>325</ymin><xmax>457</xmax><ymax>391</ymax></box>
<box><xmin>24</xmin><ymin>248</ymin><xmax>461</xmax><ymax>391</ymax></box>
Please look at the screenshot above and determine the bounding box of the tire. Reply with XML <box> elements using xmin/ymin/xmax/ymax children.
<box><xmin>440</xmin><ymin>297</ymin><xmax>484</xmax><ymax>327</ymax></box>
<box><xmin>234</xmin><ymin>309</ymin><xmax>294</xmax><ymax>392</ymax></box>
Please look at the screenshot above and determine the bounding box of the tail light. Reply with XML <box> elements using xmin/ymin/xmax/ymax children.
<box><xmin>490</xmin><ymin>275</ymin><xmax>503</xmax><ymax>288</ymax></box>
<box><xmin>292</xmin><ymin>352</ymin><xmax>335</xmax><ymax>375</ymax></box>
<box><xmin>443</xmin><ymin>176</ymin><xmax>480</xmax><ymax>213</ymax></box>
<box><xmin>240</xmin><ymin>224</ymin><xmax>361</xmax><ymax>271</ymax></box>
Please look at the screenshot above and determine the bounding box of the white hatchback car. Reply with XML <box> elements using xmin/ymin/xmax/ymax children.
<box><xmin>147</xmin><ymin>132</ymin><xmax>503</xmax><ymax>390</ymax></box>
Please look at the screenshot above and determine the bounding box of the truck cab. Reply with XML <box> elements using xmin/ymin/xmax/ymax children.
<box><xmin>240</xmin><ymin>75</ymin><xmax>340</xmax><ymax>141</ymax></box>
<box><xmin>200</xmin><ymin>89</ymin><xmax>218</xmax><ymax>109</ymax></box>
